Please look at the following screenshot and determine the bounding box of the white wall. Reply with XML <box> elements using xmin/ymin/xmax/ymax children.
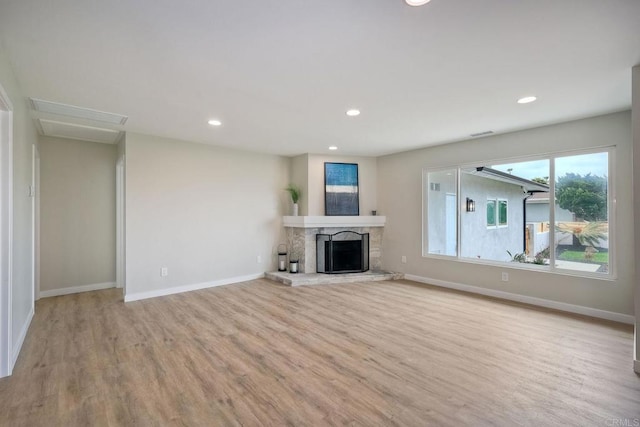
<box><xmin>289</xmin><ymin>154</ymin><xmax>308</xmax><ymax>215</ymax></box>
<box><xmin>378</xmin><ymin>111</ymin><xmax>634</xmax><ymax>316</ymax></box>
<box><xmin>124</xmin><ymin>133</ymin><xmax>289</xmax><ymax>300</ymax></box>
<box><xmin>0</xmin><ymin>45</ymin><xmax>36</xmax><ymax>373</ymax></box>
<box><xmin>307</xmin><ymin>154</ymin><xmax>377</xmax><ymax>216</ymax></box>
<box><xmin>39</xmin><ymin>136</ymin><xmax>116</xmax><ymax>295</ymax></box>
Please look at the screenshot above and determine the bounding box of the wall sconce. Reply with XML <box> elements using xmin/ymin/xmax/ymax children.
<box><xmin>466</xmin><ymin>197</ymin><xmax>476</xmax><ymax>212</ymax></box>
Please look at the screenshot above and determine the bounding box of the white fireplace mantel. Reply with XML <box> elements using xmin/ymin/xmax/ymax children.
<box><xmin>283</xmin><ymin>215</ymin><xmax>386</xmax><ymax>228</ymax></box>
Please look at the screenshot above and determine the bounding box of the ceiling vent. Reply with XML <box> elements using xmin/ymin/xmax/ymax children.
<box><xmin>470</xmin><ymin>130</ymin><xmax>494</xmax><ymax>137</ymax></box>
<box><xmin>37</xmin><ymin>119</ymin><xmax>122</xmax><ymax>144</ymax></box>
<box><xmin>30</xmin><ymin>98</ymin><xmax>128</xmax><ymax>125</ymax></box>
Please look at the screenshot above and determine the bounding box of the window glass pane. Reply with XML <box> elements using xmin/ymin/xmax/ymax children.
<box><xmin>554</xmin><ymin>151</ymin><xmax>609</xmax><ymax>274</ymax></box>
<box><xmin>498</xmin><ymin>200</ymin><xmax>508</xmax><ymax>226</ymax></box>
<box><xmin>486</xmin><ymin>200</ymin><xmax>496</xmax><ymax>226</ymax></box>
<box><xmin>427</xmin><ymin>170</ymin><xmax>457</xmax><ymax>256</ymax></box>
<box><xmin>460</xmin><ymin>159</ymin><xmax>549</xmax><ymax>263</ymax></box>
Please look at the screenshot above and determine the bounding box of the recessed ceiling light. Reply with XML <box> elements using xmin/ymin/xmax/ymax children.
<box><xmin>405</xmin><ymin>0</ymin><xmax>431</xmax><ymax>6</ymax></box>
<box><xmin>346</xmin><ymin>109</ymin><xmax>360</xmax><ymax>117</ymax></box>
<box><xmin>517</xmin><ymin>96</ymin><xmax>537</xmax><ymax>104</ymax></box>
<box><xmin>207</xmin><ymin>119</ymin><xmax>222</xmax><ymax>126</ymax></box>
<box><xmin>329</xmin><ymin>146</ymin><xmax>338</xmax><ymax>151</ymax></box>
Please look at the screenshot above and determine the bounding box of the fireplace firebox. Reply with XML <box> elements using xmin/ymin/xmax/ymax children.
<box><xmin>316</xmin><ymin>231</ymin><xmax>369</xmax><ymax>274</ymax></box>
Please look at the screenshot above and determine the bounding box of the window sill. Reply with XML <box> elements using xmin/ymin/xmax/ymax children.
<box><xmin>422</xmin><ymin>253</ymin><xmax>616</xmax><ymax>282</ymax></box>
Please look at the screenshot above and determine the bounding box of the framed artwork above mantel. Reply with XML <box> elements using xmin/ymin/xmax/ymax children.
<box><xmin>324</xmin><ymin>162</ymin><xmax>359</xmax><ymax>216</ymax></box>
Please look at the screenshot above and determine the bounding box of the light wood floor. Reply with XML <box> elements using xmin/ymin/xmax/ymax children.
<box><xmin>0</xmin><ymin>279</ymin><xmax>638</xmax><ymax>426</ymax></box>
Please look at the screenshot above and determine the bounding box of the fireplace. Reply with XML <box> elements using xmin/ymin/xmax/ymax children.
<box><xmin>316</xmin><ymin>231</ymin><xmax>369</xmax><ymax>274</ymax></box>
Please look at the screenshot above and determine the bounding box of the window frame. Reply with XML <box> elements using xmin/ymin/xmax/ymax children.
<box><xmin>422</xmin><ymin>146</ymin><xmax>615</xmax><ymax>280</ymax></box>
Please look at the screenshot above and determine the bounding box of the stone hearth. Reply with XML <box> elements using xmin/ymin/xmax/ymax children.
<box><xmin>266</xmin><ymin>270</ymin><xmax>403</xmax><ymax>287</ymax></box>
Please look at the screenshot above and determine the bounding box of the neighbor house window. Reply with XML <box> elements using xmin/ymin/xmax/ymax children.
<box><xmin>486</xmin><ymin>199</ymin><xmax>507</xmax><ymax>228</ymax></box>
<box><xmin>486</xmin><ymin>199</ymin><xmax>496</xmax><ymax>227</ymax></box>
<box><xmin>424</xmin><ymin>148</ymin><xmax>613</xmax><ymax>278</ymax></box>
<box><xmin>498</xmin><ymin>200</ymin><xmax>508</xmax><ymax>226</ymax></box>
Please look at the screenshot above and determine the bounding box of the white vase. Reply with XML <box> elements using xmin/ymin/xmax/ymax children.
<box><xmin>293</xmin><ymin>203</ymin><xmax>299</xmax><ymax>216</ymax></box>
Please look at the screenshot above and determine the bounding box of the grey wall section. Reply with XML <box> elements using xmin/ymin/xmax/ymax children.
<box><xmin>289</xmin><ymin>154</ymin><xmax>308</xmax><ymax>215</ymax></box>
<box><xmin>124</xmin><ymin>133</ymin><xmax>289</xmax><ymax>298</ymax></box>
<box><xmin>0</xmin><ymin>46</ymin><xmax>36</xmax><ymax>362</ymax></box>
<box><xmin>39</xmin><ymin>136</ymin><xmax>116</xmax><ymax>292</ymax></box>
<box><xmin>378</xmin><ymin>111</ymin><xmax>634</xmax><ymax>315</ymax></box>
<box><xmin>307</xmin><ymin>154</ymin><xmax>377</xmax><ymax>216</ymax></box>
<box><xmin>286</xmin><ymin>154</ymin><xmax>377</xmax><ymax>216</ymax></box>
<box><xmin>526</xmin><ymin>202</ymin><xmax>573</xmax><ymax>223</ymax></box>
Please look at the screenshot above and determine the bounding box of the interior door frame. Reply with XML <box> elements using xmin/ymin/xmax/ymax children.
<box><xmin>32</xmin><ymin>145</ymin><xmax>40</xmax><ymax>300</ymax></box>
<box><xmin>0</xmin><ymin>83</ymin><xmax>14</xmax><ymax>377</ymax></box>
<box><xmin>116</xmin><ymin>154</ymin><xmax>125</xmax><ymax>291</ymax></box>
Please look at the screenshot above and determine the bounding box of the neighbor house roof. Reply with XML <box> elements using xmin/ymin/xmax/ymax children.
<box><xmin>469</xmin><ymin>167</ymin><xmax>550</xmax><ymax>193</ymax></box>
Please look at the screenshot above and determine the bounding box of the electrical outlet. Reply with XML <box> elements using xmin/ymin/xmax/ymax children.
<box><xmin>161</xmin><ymin>267</ymin><xmax>168</xmax><ymax>277</ymax></box>
<box><xmin>257</xmin><ymin>255</ymin><xmax>262</xmax><ymax>263</ymax></box>
<box><xmin>401</xmin><ymin>256</ymin><xmax>407</xmax><ymax>264</ymax></box>
<box><xmin>501</xmin><ymin>272</ymin><xmax>509</xmax><ymax>282</ymax></box>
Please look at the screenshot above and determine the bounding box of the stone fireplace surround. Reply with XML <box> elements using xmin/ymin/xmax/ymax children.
<box><xmin>284</xmin><ymin>216</ymin><xmax>385</xmax><ymax>274</ymax></box>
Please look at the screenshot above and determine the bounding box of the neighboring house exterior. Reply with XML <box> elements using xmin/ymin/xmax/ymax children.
<box><xmin>428</xmin><ymin>167</ymin><xmax>550</xmax><ymax>262</ymax></box>
<box><xmin>526</xmin><ymin>192</ymin><xmax>574</xmax><ymax>222</ymax></box>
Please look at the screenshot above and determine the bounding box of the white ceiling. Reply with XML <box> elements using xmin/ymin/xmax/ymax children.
<box><xmin>1</xmin><ymin>0</ymin><xmax>639</xmax><ymax>157</ymax></box>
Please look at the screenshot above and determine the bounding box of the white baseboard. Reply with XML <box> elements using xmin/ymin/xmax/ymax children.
<box><xmin>39</xmin><ymin>282</ymin><xmax>116</xmax><ymax>298</ymax></box>
<box><xmin>11</xmin><ymin>306</ymin><xmax>34</xmax><ymax>372</ymax></box>
<box><xmin>404</xmin><ymin>274</ymin><xmax>635</xmax><ymax>325</ymax></box>
<box><xmin>124</xmin><ymin>273</ymin><xmax>265</xmax><ymax>303</ymax></box>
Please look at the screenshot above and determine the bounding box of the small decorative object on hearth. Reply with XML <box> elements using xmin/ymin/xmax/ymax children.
<box><xmin>277</xmin><ymin>244</ymin><xmax>287</xmax><ymax>272</ymax></box>
<box><xmin>289</xmin><ymin>257</ymin><xmax>299</xmax><ymax>273</ymax></box>
<box><xmin>285</xmin><ymin>184</ymin><xmax>301</xmax><ymax>216</ymax></box>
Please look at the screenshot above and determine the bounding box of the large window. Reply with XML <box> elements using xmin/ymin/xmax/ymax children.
<box><xmin>424</xmin><ymin>149</ymin><xmax>612</xmax><ymax>277</ymax></box>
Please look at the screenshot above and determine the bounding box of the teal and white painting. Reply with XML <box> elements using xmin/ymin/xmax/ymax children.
<box><xmin>325</xmin><ymin>162</ymin><xmax>359</xmax><ymax>216</ymax></box>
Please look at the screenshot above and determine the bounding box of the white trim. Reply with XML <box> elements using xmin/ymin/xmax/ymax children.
<box><xmin>34</xmin><ymin>149</ymin><xmax>40</xmax><ymax>300</ymax></box>
<box><xmin>404</xmin><ymin>274</ymin><xmax>635</xmax><ymax>325</ymax></box>
<box><xmin>31</xmin><ymin>145</ymin><xmax>38</xmax><ymax>303</ymax></box>
<box><xmin>283</xmin><ymin>216</ymin><xmax>385</xmax><ymax>228</ymax></box>
<box><xmin>39</xmin><ymin>282</ymin><xmax>116</xmax><ymax>298</ymax></box>
<box><xmin>0</xmin><ymin>84</ymin><xmax>13</xmax><ymax>378</ymax></box>
<box><xmin>124</xmin><ymin>273</ymin><xmax>264</xmax><ymax>302</ymax></box>
<box><xmin>116</xmin><ymin>156</ymin><xmax>125</xmax><ymax>289</ymax></box>
<box><xmin>11</xmin><ymin>307</ymin><xmax>33</xmax><ymax>368</ymax></box>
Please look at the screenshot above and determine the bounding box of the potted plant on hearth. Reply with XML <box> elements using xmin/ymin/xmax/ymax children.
<box><xmin>285</xmin><ymin>184</ymin><xmax>301</xmax><ymax>216</ymax></box>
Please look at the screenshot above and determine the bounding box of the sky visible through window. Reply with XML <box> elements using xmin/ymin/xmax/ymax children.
<box><xmin>490</xmin><ymin>152</ymin><xmax>608</xmax><ymax>180</ymax></box>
